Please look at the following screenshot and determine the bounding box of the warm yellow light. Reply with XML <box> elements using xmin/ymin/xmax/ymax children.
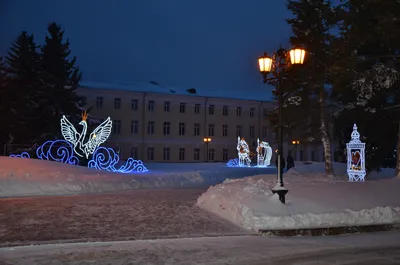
<box><xmin>203</xmin><ymin>137</ymin><xmax>211</xmax><ymax>143</ymax></box>
<box><xmin>292</xmin><ymin>140</ymin><xmax>296</xmax><ymax>145</ymax></box>
<box><xmin>291</xmin><ymin>140</ymin><xmax>300</xmax><ymax>145</ymax></box>
<box><xmin>258</xmin><ymin>54</ymin><xmax>273</xmax><ymax>73</ymax></box>
<box><xmin>289</xmin><ymin>48</ymin><xmax>306</xmax><ymax>65</ymax></box>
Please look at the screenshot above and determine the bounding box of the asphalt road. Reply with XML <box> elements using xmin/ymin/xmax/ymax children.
<box><xmin>1</xmin><ymin>231</ymin><xmax>400</xmax><ymax>264</ymax></box>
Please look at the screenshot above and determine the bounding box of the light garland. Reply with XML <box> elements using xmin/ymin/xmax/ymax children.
<box><xmin>346</xmin><ymin>124</ymin><xmax>366</xmax><ymax>181</ymax></box>
<box><xmin>36</xmin><ymin>140</ymin><xmax>79</xmax><ymax>165</ymax></box>
<box><xmin>61</xmin><ymin>111</ymin><xmax>112</xmax><ymax>159</ymax></box>
<box><xmin>9</xmin><ymin>152</ymin><xmax>30</xmax><ymax>158</ymax></box>
<box><xmin>88</xmin><ymin>147</ymin><xmax>148</xmax><ymax>173</ymax></box>
<box><xmin>226</xmin><ymin>158</ymin><xmax>239</xmax><ymax>167</ymax></box>
<box><xmin>256</xmin><ymin>138</ymin><xmax>272</xmax><ymax>167</ymax></box>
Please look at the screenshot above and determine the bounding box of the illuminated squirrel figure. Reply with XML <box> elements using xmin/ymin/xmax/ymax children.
<box><xmin>60</xmin><ymin>111</ymin><xmax>112</xmax><ymax>159</ymax></box>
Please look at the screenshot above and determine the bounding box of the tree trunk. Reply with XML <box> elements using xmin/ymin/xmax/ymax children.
<box><xmin>319</xmin><ymin>89</ymin><xmax>335</xmax><ymax>178</ymax></box>
<box><xmin>396</xmin><ymin>121</ymin><xmax>400</xmax><ymax>178</ymax></box>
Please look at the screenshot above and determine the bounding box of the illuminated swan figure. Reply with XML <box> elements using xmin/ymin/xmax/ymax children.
<box><xmin>237</xmin><ymin>136</ymin><xmax>251</xmax><ymax>167</ymax></box>
<box><xmin>256</xmin><ymin>138</ymin><xmax>272</xmax><ymax>167</ymax></box>
<box><xmin>61</xmin><ymin>111</ymin><xmax>112</xmax><ymax>159</ymax></box>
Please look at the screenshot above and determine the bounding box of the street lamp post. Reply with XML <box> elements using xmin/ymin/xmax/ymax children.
<box><xmin>203</xmin><ymin>137</ymin><xmax>212</xmax><ymax>162</ymax></box>
<box><xmin>291</xmin><ymin>140</ymin><xmax>300</xmax><ymax>160</ymax></box>
<box><xmin>258</xmin><ymin>47</ymin><xmax>306</xmax><ymax>204</ymax></box>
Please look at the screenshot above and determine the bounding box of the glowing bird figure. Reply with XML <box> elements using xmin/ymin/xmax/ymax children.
<box><xmin>60</xmin><ymin>111</ymin><xmax>112</xmax><ymax>159</ymax></box>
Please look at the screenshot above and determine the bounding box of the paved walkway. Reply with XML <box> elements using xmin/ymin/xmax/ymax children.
<box><xmin>1</xmin><ymin>232</ymin><xmax>400</xmax><ymax>264</ymax></box>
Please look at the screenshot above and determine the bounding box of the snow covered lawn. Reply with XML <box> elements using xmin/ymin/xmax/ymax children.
<box><xmin>0</xmin><ymin>157</ymin><xmax>271</xmax><ymax>197</ymax></box>
<box><xmin>197</xmin><ymin>161</ymin><xmax>400</xmax><ymax>231</ymax></box>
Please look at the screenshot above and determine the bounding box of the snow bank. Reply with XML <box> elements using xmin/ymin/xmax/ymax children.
<box><xmin>0</xmin><ymin>157</ymin><xmax>206</xmax><ymax>197</ymax></box>
<box><xmin>0</xmin><ymin>157</ymin><xmax>271</xmax><ymax>197</ymax></box>
<box><xmin>197</xmin><ymin>169</ymin><xmax>400</xmax><ymax>230</ymax></box>
<box><xmin>286</xmin><ymin>161</ymin><xmax>396</xmax><ymax>180</ymax></box>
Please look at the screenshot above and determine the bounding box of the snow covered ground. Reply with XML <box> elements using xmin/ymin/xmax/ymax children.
<box><xmin>0</xmin><ymin>157</ymin><xmax>273</xmax><ymax>197</ymax></box>
<box><xmin>197</xmin><ymin>161</ymin><xmax>400</xmax><ymax>231</ymax></box>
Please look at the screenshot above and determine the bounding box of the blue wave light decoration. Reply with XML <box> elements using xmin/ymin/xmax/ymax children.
<box><xmin>226</xmin><ymin>158</ymin><xmax>239</xmax><ymax>167</ymax></box>
<box><xmin>88</xmin><ymin>147</ymin><xmax>148</xmax><ymax>173</ymax></box>
<box><xmin>9</xmin><ymin>152</ymin><xmax>31</xmax><ymax>158</ymax></box>
<box><xmin>36</xmin><ymin>140</ymin><xmax>79</xmax><ymax>165</ymax></box>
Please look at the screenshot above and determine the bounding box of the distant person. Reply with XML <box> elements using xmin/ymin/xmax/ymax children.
<box><xmin>275</xmin><ymin>155</ymin><xmax>286</xmax><ymax>171</ymax></box>
<box><xmin>286</xmin><ymin>155</ymin><xmax>294</xmax><ymax>170</ymax></box>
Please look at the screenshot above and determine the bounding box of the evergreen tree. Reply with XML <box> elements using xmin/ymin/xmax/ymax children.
<box><xmin>4</xmin><ymin>31</ymin><xmax>45</xmax><ymax>146</ymax></box>
<box><xmin>333</xmin><ymin>0</ymin><xmax>400</xmax><ymax>174</ymax></box>
<box><xmin>286</xmin><ymin>0</ymin><xmax>338</xmax><ymax>177</ymax></box>
<box><xmin>41</xmin><ymin>22</ymin><xmax>85</xmax><ymax>138</ymax></box>
<box><xmin>0</xmin><ymin>56</ymin><xmax>9</xmax><ymax>148</ymax></box>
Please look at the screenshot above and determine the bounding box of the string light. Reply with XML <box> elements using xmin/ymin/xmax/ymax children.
<box><xmin>256</xmin><ymin>138</ymin><xmax>272</xmax><ymax>167</ymax></box>
<box><xmin>60</xmin><ymin>111</ymin><xmax>112</xmax><ymax>159</ymax></box>
<box><xmin>9</xmin><ymin>152</ymin><xmax>30</xmax><ymax>158</ymax></box>
<box><xmin>36</xmin><ymin>140</ymin><xmax>80</xmax><ymax>165</ymax></box>
<box><xmin>236</xmin><ymin>136</ymin><xmax>252</xmax><ymax>167</ymax></box>
<box><xmin>88</xmin><ymin>147</ymin><xmax>148</xmax><ymax>173</ymax></box>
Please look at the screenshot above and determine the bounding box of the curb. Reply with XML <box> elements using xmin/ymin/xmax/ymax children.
<box><xmin>258</xmin><ymin>223</ymin><xmax>400</xmax><ymax>236</ymax></box>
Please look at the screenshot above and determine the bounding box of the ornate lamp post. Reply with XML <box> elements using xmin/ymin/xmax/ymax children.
<box><xmin>258</xmin><ymin>47</ymin><xmax>306</xmax><ymax>204</ymax></box>
<box><xmin>203</xmin><ymin>137</ymin><xmax>212</xmax><ymax>162</ymax></box>
<box><xmin>291</xmin><ymin>140</ymin><xmax>300</xmax><ymax>160</ymax></box>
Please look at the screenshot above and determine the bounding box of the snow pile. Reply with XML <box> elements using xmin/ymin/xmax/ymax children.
<box><xmin>286</xmin><ymin>161</ymin><xmax>396</xmax><ymax>180</ymax></box>
<box><xmin>197</xmin><ymin>167</ymin><xmax>400</xmax><ymax>230</ymax></box>
<box><xmin>0</xmin><ymin>157</ymin><xmax>271</xmax><ymax>197</ymax></box>
<box><xmin>0</xmin><ymin>157</ymin><xmax>205</xmax><ymax>197</ymax></box>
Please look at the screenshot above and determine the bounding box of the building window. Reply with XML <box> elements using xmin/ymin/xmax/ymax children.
<box><xmin>96</xmin><ymin>96</ymin><xmax>103</xmax><ymax>109</ymax></box>
<box><xmin>263</xmin><ymin>108</ymin><xmax>268</xmax><ymax>119</ymax></box>
<box><xmin>208</xmin><ymin>104</ymin><xmax>214</xmax><ymax>115</ymax></box>
<box><xmin>249</xmin><ymin>125</ymin><xmax>255</xmax><ymax>138</ymax></box>
<box><xmin>131</xmin><ymin>120</ymin><xmax>138</xmax><ymax>134</ymax></box>
<box><xmin>208</xmin><ymin>148</ymin><xmax>215</xmax><ymax>161</ymax></box>
<box><xmin>236</xmin><ymin>106</ymin><xmax>242</xmax><ymax>116</ymax></box>
<box><xmin>163</xmin><ymin>122</ymin><xmax>170</xmax><ymax>135</ymax></box>
<box><xmin>180</xmin><ymin>103</ymin><xmax>186</xmax><ymax>113</ymax></box>
<box><xmin>163</xmin><ymin>147</ymin><xmax>170</xmax><ymax>161</ymax></box>
<box><xmin>262</xmin><ymin>126</ymin><xmax>268</xmax><ymax>138</ymax></box>
<box><xmin>179</xmin><ymin>148</ymin><xmax>185</xmax><ymax>161</ymax></box>
<box><xmin>147</xmin><ymin>121</ymin><xmax>155</xmax><ymax>135</ymax></box>
<box><xmin>222</xmin><ymin>149</ymin><xmax>228</xmax><ymax>161</ymax></box>
<box><xmin>131</xmin><ymin>99</ymin><xmax>138</xmax><ymax>111</ymax></box>
<box><xmin>147</xmin><ymin>147</ymin><xmax>154</xmax><ymax>160</ymax></box>
<box><xmin>148</xmin><ymin>100</ymin><xmax>155</xmax><ymax>111</ymax></box>
<box><xmin>131</xmin><ymin>147</ymin><xmax>138</xmax><ymax>158</ymax></box>
<box><xmin>222</xmin><ymin>124</ymin><xmax>228</xmax><ymax>137</ymax></box>
<box><xmin>194</xmin><ymin>104</ymin><xmax>200</xmax><ymax>114</ymax></box>
<box><xmin>194</xmin><ymin>123</ymin><xmax>200</xmax><ymax>136</ymax></box>
<box><xmin>223</xmin><ymin>105</ymin><xmax>228</xmax><ymax>116</ymax></box>
<box><xmin>208</xmin><ymin>124</ymin><xmax>215</xmax><ymax>136</ymax></box>
<box><xmin>179</xmin><ymin>122</ymin><xmax>185</xmax><ymax>136</ymax></box>
<box><xmin>113</xmin><ymin>120</ymin><xmax>121</xmax><ymax>134</ymax></box>
<box><xmin>114</xmin><ymin>98</ymin><xmax>121</xmax><ymax>109</ymax></box>
<box><xmin>194</xmin><ymin>148</ymin><xmax>200</xmax><ymax>160</ymax></box>
<box><xmin>250</xmin><ymin>108</ymin><xmax>255</xmax><ymax>117</ymax></box>
<box><xmin>236</xmin><ymin>125</ymin><xmax>242</xmax><ymax>137</ymax></box>
<box><xmin>164</xmin><ymin>101</ymin><xmax>170</xmax><ymax>112</ymax></box>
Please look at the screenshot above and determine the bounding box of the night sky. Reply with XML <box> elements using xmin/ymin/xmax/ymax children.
<box><xmin>0</xmin><ymin>0</ymin><xmax>293</xmax><ymax>97</ymax></box>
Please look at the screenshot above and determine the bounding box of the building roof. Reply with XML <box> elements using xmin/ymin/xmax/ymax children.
<box><xmin>80</xmin><ymin>81</ymin><xmax>274</xmax><ymax>102</ymax></box>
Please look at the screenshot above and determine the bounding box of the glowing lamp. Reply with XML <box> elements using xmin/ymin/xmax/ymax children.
<box><xmin>289</xmin><ymin>48</ymin><xmax>306</xmax><ymax>65</ymax></box>
<box><xmin>292</xmin><ymin>140</ymin><xmax>300</xmax><ymax>145</ymax></box>
<box><xmin>258</xmin><ymin>52</ymin><xmax>273</xmax><ymax>73</ymax></box>
<box><xmin>204</xmin><ymin>137</ymin><xmax>211</xmax><ymax>143</ymax></box>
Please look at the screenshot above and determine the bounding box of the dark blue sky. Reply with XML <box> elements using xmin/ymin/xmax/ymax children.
<box><xmin>0</xmin><ymin>0</ymin><xmax>292</xmax><ymax>95</ymax></box>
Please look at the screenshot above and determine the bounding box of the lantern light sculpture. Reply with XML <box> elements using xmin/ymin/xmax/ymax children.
<box><xmin>346</xmin><ymin>124</ymin><xmax>366</xmax><ymax>181</ymax></box>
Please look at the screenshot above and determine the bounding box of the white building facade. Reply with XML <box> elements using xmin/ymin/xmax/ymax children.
<box><xmin>78</xmin><ymin>82</ymin><xmax>324</xmax><ymax>163</ymax></box>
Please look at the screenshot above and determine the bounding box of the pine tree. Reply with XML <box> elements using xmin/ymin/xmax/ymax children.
<box><xmin>41</xmin><ymin>22</ymin><xmax>85</xmax><ymax>137</ymax></box>
<box><xmin>4</xmin><ymin>31</ymin><xmax>45</xmax><ymax>146</ymax></box>
<box><xmin>0</xmin><ymin>56</ymin><xmax>9</xmax><ymax>147</ymax></box>
<box><xmin>333</xmin><ymin>0</ymin><xmax>400</xmax><ymax>174</ymax></box>
<box><xmin>286</xmin><ymin>0</ymin><xmax>338</xmax><ymax>177</ymax></box>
